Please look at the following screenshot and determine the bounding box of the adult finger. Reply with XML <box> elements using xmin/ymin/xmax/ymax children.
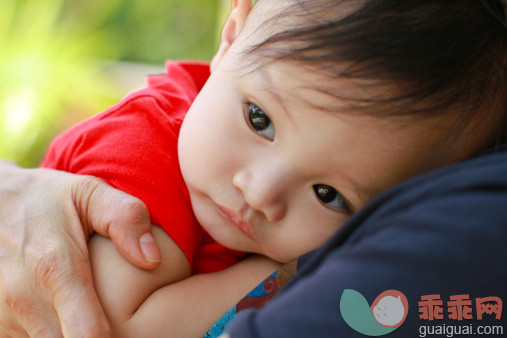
<box><xmin>71</xmin><ymin>176</ymin><xmax>162</xmax><ymax>269</ymax></box>
<box><xmin>9</xmin><ymin>218</ymin><xmax>111</xmax><ymax>338</ymax></box>
<box><xmin>52</xmin><ymin>266</ymin><xmax>111</xmax><ymax>337</ymax></box>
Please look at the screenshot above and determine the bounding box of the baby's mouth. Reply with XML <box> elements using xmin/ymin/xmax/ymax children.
<box><xmin>215</xmin><ymin>203</ymin><xmax>256</xmax><ymax>240</ymax></box>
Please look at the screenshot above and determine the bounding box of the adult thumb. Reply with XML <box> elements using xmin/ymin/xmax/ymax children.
<box><xmin>71</xmin><ymin>176</ymin><xmax>162</xmax><ymax>269</ymax></box>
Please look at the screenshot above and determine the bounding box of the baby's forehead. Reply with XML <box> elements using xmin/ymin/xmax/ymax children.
<box><xmin>236</xmin><ymin>57</ymin><xmax>383</xmax><ymax>118</ymax></box>
<box><xmin>238</xmin><ymin>65</ymin><xmax>330</xmax><ymax>115</ymax></box>
<box><xmin>237</xmin><ymin>52</ymin><xmax>440</xmax><ymax>131</ymax></box>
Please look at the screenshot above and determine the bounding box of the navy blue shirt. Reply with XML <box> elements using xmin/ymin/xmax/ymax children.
<box><xmin>226</xmin><ymin>146</ymin><xmax>507</xmax><ymax>337</ymax></box>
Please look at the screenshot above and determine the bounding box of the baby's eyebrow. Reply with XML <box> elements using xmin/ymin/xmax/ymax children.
<box><xmin>258</xmin><ymin>65</ymin><xmax>353</xmax><ymax>116</ymax></box>
<box><xmin>256</xmin><ymin>67</ymin><xmax>295</xmax><ymax>124</ymax></box>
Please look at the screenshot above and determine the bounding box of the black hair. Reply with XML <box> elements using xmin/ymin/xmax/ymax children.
<box><xmin>248</xmin><ymin>0</ymin><xmax>507</xmax><ymax>148</ymax></box>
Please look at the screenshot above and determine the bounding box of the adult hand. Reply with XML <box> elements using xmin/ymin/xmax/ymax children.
<box><xmin>0</xmin><ymin>160</ymin><xmax>161</xmax><ymax>337</ymax></box>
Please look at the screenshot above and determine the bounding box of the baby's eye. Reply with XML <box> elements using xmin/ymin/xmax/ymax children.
<box><xmin>313</xmin><ymin>184</ymin><xmax>349</xmax><ymax>212</ymax></box>
<box><xmin>245</xmin><ymin>103</ymin><xmax>275</xmax><ymax>141</ymax></box>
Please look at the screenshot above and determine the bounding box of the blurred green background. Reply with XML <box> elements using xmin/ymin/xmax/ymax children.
<box><xmin>0</xmin><ymin>0</ymin><xmax>228</xmax><ymax>167</ymax></box>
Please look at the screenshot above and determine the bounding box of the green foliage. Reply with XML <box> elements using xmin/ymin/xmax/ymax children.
<box><xmin>101</xmin><ymin>0</ymin><xmax>220</xmax><ymax>63</ymax></box>
<box><xmin>0</xmin><ymin>0</ymin><xmax>220</xmax><ymax>167</ymax></box>
<box><xmin>61</xmin><ymin>0</ymin><xmax>220</xmax><ymax>63</ymax></box>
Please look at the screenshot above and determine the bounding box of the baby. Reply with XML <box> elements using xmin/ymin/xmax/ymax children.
<box><xmin>41</xmin><ymin>0</ymin><xmax>506</xmax><ymax>336</ymax></box>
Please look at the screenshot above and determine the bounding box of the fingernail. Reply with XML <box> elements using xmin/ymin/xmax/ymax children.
<box><xmin>140</xmin><ymin>232</ymin><xmax>162</xmax><ymax>262</ymax></box>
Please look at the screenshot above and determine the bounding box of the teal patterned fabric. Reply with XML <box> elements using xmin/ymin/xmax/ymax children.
<box><xmin>204</xmin><ymin>258</ymin><xmax>300</xmax><ymax>338</ymax></box>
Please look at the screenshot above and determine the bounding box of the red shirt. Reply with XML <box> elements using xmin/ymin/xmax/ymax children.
<box><xmin>41</xmin><ymin>61</ymin><xmax>244</xmax><ymax>273</ymax></box>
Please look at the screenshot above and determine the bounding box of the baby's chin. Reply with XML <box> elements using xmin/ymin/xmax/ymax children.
<box><xmin>262</xmin><ymin>248</ymin><xmax>309</xmax><ymax>264</ymax></box>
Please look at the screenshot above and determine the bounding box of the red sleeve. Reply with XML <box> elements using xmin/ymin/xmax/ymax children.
<box><xmin>192</xmin><ymin>233</ymin><xmax>247</xmax><ymax>274</ymax></box>
<box><xmin>41</xmin><ymin>64</ymin><xmax>204</xmax><ymax>268</ymax></box>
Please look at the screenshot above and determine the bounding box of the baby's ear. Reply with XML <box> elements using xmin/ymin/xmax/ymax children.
<box><xmin>211</xmin><ymin>0</ymin><xmax>252</xmax><ymax>72</ymax></box>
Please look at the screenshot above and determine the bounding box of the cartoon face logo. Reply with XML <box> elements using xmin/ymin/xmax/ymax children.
<box><xmin>340</xmin><ymin>289</ymin><xmax>409</xmax><ymax>336</ymax></box>
<box><xmin>371</xmin><ymin>290</ymin><xmax>409</xmax><ymax>328</ymax></box>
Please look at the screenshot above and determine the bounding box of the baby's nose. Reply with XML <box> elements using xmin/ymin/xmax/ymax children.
<box><xmin>232</xmin><ymin>166</ymin><xmax>288</xmax><ymax>222</ymax></box>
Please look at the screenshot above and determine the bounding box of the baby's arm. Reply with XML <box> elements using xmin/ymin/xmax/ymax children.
<box><xmin>88</xmin><ymin>227</ymin><xmax>280</xmax><ymax>337</ymax></box>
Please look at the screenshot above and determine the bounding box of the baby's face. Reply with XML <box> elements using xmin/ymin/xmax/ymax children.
<box><xmin>178</xmin><ymin>26</ymin><xmax>456</xmax><ymax>263</ymax></box>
